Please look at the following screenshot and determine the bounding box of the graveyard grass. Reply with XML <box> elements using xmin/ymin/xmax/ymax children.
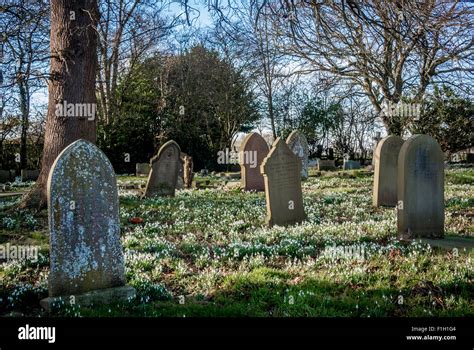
<box><xmin>0</xmin><ymin>169</ymin><xmax>472</xmax><ymax>317</ymax></box>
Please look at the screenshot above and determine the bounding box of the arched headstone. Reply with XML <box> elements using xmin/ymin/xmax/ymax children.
<box><xmin>42</xmin><ymin>139</ymin><xmax>134</xmax><ymax>310</ymax></box>
<box><xmin>261</xmin><ymin>138</ymin><xmax>306</xmax><ymax>227</ymax></box>
<box><xmin>239</xmin><ymin>132</ymin><xmax>269</xmax><ymax>191</ymax></box>
<box><xmin>397</xmin><ymin>135</ymin><xmax>444</xmax><ymax>239</ymax></box>
<box><xmin>144</xmin><ymin>140</ymin><xmax>181</xmax><ymax>197</ymax></box>
<box><xmin>286</xmin><ymin>130</ymin><xmax>309</xmax><ymax>179</ymax></box>
<box><xmin>373</xmin><ymin>135</ymin><xmax>404</xmax><ymax>207</ymax></box>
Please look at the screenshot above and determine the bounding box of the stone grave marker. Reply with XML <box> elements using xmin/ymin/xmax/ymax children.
<box><xmin>135</xmin><ymin>163</ymin><xmax>150</xmax><ymax>177</ymax></box>
<box><xmin>21</xmin><ymin>169</ymin><xmax>40</xmax><ymax>182</ymax></box>
<box><xmin>41</xmin><ymin>139</ymin><xmax>134</xmax><ymax>311</ymax></box>
<box><xmin>317</xmin><ymin>159</ymin><xmax>336</xmax><ymax>171</ymax></box>
<box><xmin>0</xmin><ymin>170</ymin><xmax>10</xmax><ymax>183</ymax></box>
<box><xmin>143</xmin><ymin>140</ymin><xmax>181</xmax><ymax>197</ymax></box>
<box><xmin>342</xmin><ymin>160</ymin><xmax>361</xmax><ymax>170</ymax></box>
<box><xmin>261</xmin><ymin>138</ymin><xmax>306</xmax><ymax>227</ymax></box>
<box><xmin>397</xmin><ymin>134</ymin><xmax>444</xmax><ymax>239</ymax></box>
<box><xmin>240</xmin><ymin>132</ymin><xmax>269</xmax><ymax>191</ymax></box>
<box><xmin>286</xmin><ymin>130</ymin><xmax>309</xmax><ymax>179</ymax></box>
<box><xmin>373</xmin><ymin>135</ymin><xmax>404</xmax><ymax>207</ymax></box>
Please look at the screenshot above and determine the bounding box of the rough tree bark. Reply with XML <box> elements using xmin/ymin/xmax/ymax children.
<box><xmin>21</xmin><ymin>0</ymin><xmax>99</xmax><ymax>209</ymax></box>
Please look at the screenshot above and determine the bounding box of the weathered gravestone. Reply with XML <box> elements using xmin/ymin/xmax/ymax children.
<box><xmin>177</xmin><ymin>153</ymin><xmax>193</xmax><ymax>189</ymax></box>
<box><xmin>0</xmin><ymin>170</ymin><xmax>10</xmax><ymax>183</ymax></box>
<box><xmin>373</xmin><ymin>135</ymin><xmax>404</xmax><ymax>207</ymax></box>
<box><xmin>21</xmin><ymin>169</ymin><xmax>40</xmax><ymax>182</ymax></box>
<box><xmin>397</xmin><ymin>134</ymin><xmax>444</xmax><ymax>239</ymax></box>
<box><xmin>317</xmin><ymin>159</ymin><xmax>336</xmax><ymax>171</ymax></box>
<box><xmin>261</xmin><ymin>138</ymin><xmax>306</xmax><ymax>227</ymax></box>
<box><xmin>240</xmin><ymin>132</ymin><xmax>269</xmax><ymax>191</ymax></box>
<box><xmin>182</xmin><ymin>153</ymin><xmax>193</xmax><ymax>188</ymax></box>
<box><xmin>41</xmin><ymin>139</ymin><xmax>134</xmax><ymax>311</ymax></box>
<box><xmin>286</xmin><ymin>130</ymin><xmax>309</xmax><ymax>179</ymax></box>
<box><xmin>135</xmin><ymin>163</ymin><xmax>150</xmax><ymax>177</ymax></box>
<box><xmin>343</xmin><ymin>160</ymin><xmax>361</xmax><ymax>170</ymax></box>
<box><xmin>143</xmin><ymin>140</ymin><xmax>181</xmax><ymax>197</ymax></box>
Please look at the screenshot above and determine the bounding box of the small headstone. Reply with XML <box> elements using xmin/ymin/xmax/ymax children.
<box><xmin>373</xmin><ymin>135</ymin><xmax>404</xmax><ymax>207</ymax></box>
<box><xmin>20</xmin><ymin>169</ymin><xmax>39</xmax><ymax>182</ymax></box>
<box><xmin>42</xmin><ymin>139</ymin><xmax>134</xmax><ymax>310</ymax></box>
<box><xmin>135</xmin><ymin>163</ymin><xmax>150</xmax><ymax>177</ymax></box>
<box><xmin>286</xmin><ymin>130</ymin><xmax>309</xmax><ymax>179</ymax></box>
<box><xmin>261</xmin><ymin>138</ymin><xmax>306</xmax><ymax>227</ymax></box>
<box><xmin>397</xmin><ymin>135</ymin><xmax>444</xmax><ymax>239</ymax></box>
<box><xmin>143</xmin><ymin>140</ymin><xmax>181</xmax><ymax>197</ymax></box>
<box><xmin>317</xmin><ymin>159</ymin><xmax>336</xmax><ymax>171</ymax></box>
<box><xmin>342</xmin><ymin>160</ymin><xmax>361</xmax><ymax>170</ymax></box>
<box><xmin>240</xmin><ymin>132</ymin><xmax>269</xmax><ymax>191</ymax></box>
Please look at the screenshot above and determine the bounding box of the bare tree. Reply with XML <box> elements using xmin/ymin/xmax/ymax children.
<box><xmin>268</xmin><ymin>0</ymin><xmax>473</xmax><ymax>135</ymax></box>
<box><xmin>96</xmin><ymin>0</ymin><xmax>176</xmax><ymax>131</ymax></box>
<box><xmin>208</xmin><ymin>1</ymin><xmax>287</xmax><ymax>139</ymax></box>
<box><xmin>0</xmin><ymin>0</ymin><xmax>49</xmax><ymax>170</ymax></box>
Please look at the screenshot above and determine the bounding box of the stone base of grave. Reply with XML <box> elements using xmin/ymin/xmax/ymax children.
<box><xmin>415</xmin><ymin>236</ymin><xmax>474</xmax><ymax>251</ymax></box>
<box><xmin>40</xmin><ymin>285</ymin><xmax>136</xmax><ymax>312</ymax></box>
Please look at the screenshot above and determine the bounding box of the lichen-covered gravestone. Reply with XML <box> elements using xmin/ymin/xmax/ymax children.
<box><xmin>41</xmin><ymin>139</ymin><xmax>135</xmax><ymax>311</ymax></box>
<box><xmin>240</xmin><ymin>132</ymin><xmax>269</xmax><ymax>191</ymax></box>
<box><xmin>373</xmin><ymin>135</ymin><xmax>404</xmax><ymax>207</ymax></box>
<box><xmin>261</xmin><ymin>138</ymin><xmax>306</xmax><ymax>227</ymax></box>
<box><xmin>397</xmin><ymin>135</ymin><xmax>444</xmax><ymax>239</ymax></box>
<box><xmin>286</xmin><ymin>130</ymin><xmax>309</xmax><ymax>179</ymax></box>
<box><xmin>143</xmin><ymin>140</ymin><xmax>181</xmax><ymax>197</ymax></box>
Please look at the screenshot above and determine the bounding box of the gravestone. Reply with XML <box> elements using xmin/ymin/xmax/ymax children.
<box><xmin>135</xmin><ymin>163</ymin><xmax>150</xmax><ymax>177</ymax></box>
<box><xmin>373</xmin><ymin>135</ymin><xmax>404</xmax><ymax>207</ymax></box>
<box><xmin>144</xmin><ymin>140</ymin><xmax>181</xmax><ymax>197</ymax></box>
<box><xmin>177</xmin><ymin>152</ymin><xmax>193</xmax><ymax>189</ymax></box>
<box><xmin>372</xmin><ymin>132</ymin><xmax>383</xmax><ymax>166</ymax></box>
<box><xmin>261</xmin><ymin>138</ymin><xmax>306</xmax><ymax>227</ymax></box>
<box><xmin>240</xmin><ymin>132</ymin><xmax>269</xmax><ymax>191</ymax></box>
<box><xmin>0</xmin><ymin>170</ymin><xmax>10</xmax><ymax>183</ymax></box>
<box><xmin>21</xmin><ymin>169</ymin><xmax>39</xmax><ymax>182</ymax></box>
<box><xmin>317</xmin><ymin>159</ymin><xmax>336</xmax><ymax>171</ymax></box>
<box><xmin>343</xmin><ymin>160</ymin><xmax>361</xmax><ymax>170</ymax></box>
<box><xmin>286</xmin><ymin>130</ymin><xmax>309</xmax><ymax>179</ymax></box>
<box><xmin>328</xmin><ymin>148</ymin><xmax>334</xmax><ymax>160</ymax></box>
<box><xmin>397</xmin><ymin>134</ymin><xmax>444</xmax><ymax>239</ymax></box>
<box><xmin>41</xmin><ymin>139</ymin><xmax>134</xmax><ymax>311</ymax></box>
<box><xmin>182</xmin><ymin>153</ymin><xmax>193</xmax><ymax>189</ymax></box>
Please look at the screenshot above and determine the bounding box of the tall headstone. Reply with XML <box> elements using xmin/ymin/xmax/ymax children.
<box><xmin>144</xmin><ymin>140</ymin><xmax>181</xmax><ymax>197</ymax></box>
<box><xmin>286</xmin><ymin>130</ymin><xmax>309</xmax><ymax>179</ymax></box>
<box><xmin>42</xmin><ymin>139</ymin><xmax>134</xmax><ymax>310</ymax></box>
<box><xmin>397</xmin><ymin>135</ymin><xmax>444</xmax><ymax>239</ymax></box>
<box><xmin>373</xmin><ymin>135</ymin><xmax>404</xmax><ymax>207</ymax></box>
<box><xmin>261</xmin><ymin>138</ymin><xmax>306</xmax><ymax>227</ymax></box>
<box><xmin>240</xmin><ymin>132</ymin><xmax>269</xmax><ymax>191</ymax></box>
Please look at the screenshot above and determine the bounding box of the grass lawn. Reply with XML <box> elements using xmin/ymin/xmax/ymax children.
<box><xmin>0</xmin><ymin>169</ymin><xmax>472</xmax><ymax>317</ymax></box>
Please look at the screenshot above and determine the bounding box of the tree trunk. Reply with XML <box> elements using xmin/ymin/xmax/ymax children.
<box><xmin>21</xmin><ymin>0</ymin><xmax>99</xmax><ymax>209</ymax></box>
<box><xmin>18</xmin><ymin>79</ymin><xmax>29</xmax><ymax>171</ymax></box>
